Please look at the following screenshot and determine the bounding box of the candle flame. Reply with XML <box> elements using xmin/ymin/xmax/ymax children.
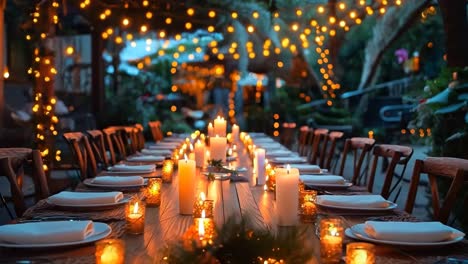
<box><xmin>263</xmin><ymin>184</ymin><xmax>267</xmax><ymax>191</ymax></box>
<box><xmin>286</xmin><ymin>164</ymin><xmax>291</xmax><ymax>173</ymax></box>
<box><xmin>201</xmin><ymin>209</ymin><xmax>206</xmax><ymax>218</ymax></box>
<box><xmin>200</xmin><ymin>192</ymin><xmax>206</xmax><ymax>201</ymax></box>
<box><xmin>133</xmin><ymin>202</ymin><xmax>139</xmax><ymax>214</ymax></box>
<box><xmin>190</xmin><ymin>143</ymin><xmax>194</xmax><ymax>151</ymax></box>
<box><xmin>208</xmin><ymin>122</ymin><xmax>213</xmax><ymax>127</ymax></box>
<box><xmin>196</xmin><ymin>139</ymin><xmax>202</xmax><ymax>146</ymax></box>
<box><xmin>228</xmin><ymin>148</ymin><xmax>232</xmax><ymax>156</ymax></box>
<box><xmin>198</xmin><ymin>217</ymin><xmax>205</xmax><ymax>238</ymax></box>
<box><xmin>184</xmin><ymin>154</ymin><xmax>188</xmax><ymax>162</ymax></box>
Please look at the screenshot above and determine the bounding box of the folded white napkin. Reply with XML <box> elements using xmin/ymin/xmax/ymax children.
<box><xmin>0</xmin><ymin>221</ymin><xmax>94</xmax><ymax>244</ymax></box>
<box><xmin>266</xmin><ymin>150</ymin><xmax>297</xmax><ymax>157</ymax></box>
<box><xmin>127</xmin><ymin>155</ymin><xmax>165</xmax><ymax>162</ymax></box>
<box><xmin>253</xmin><ymin>138</ymin><xmax>275</xmax><ymax>143</ymax></box>
<box><xmin>148</xmin><ymin>145</ymin><xmax>175</xmax><ymax>150</ymax></box>
<box><xmin>300</xmin><ymin>175</ymin><xmax>345</xmax><ymax>184</ymax></box>
<box><xmin>109</xmin><ymin>164</ymin><xmax>155</xmax><ymax>172</ymax></box>
<box><xmin>153</xmin><ymin>142</ymin><xmax>180</xmax><ymax>146</ymax></box>
<box><xmin>141</xmin><ymin>149</ymin><xmax>172</xmax><ymax>156</ymax></box>
<box><xmin>273</xmin><ymin>157</ymin><xmax>307</xmax><ymax>163</ymax></box>
<box><xmin>288</xmin><ymin>164</ymin><xmax>321</xmax><ymax>173</ymax></box>
<box><xmin>93</xmin><ymin>176</ymin><xmax>145</xmax><ymax>186</ymax></box>
<box><xmin>317</xmin><ymin>195</ymin><xmax>391</xmax><ymax>208</ymax></box>
<box><xmin>364</xmin><ymin>221</ymin><xmax>461</xmax><ymax>242</ymax></box>
<box><xmin>256</xmin><ymin>142</ymin><xmax>283</xmax><ymax>148</ymax></box>
<box><xmin>161</xmin><ymin>137</ymin><xmax>185</xmax><ymax>142</ymax></box>
<box><xmin>48</xmin><ymin>191</ymin><xmax>124</xmax><ymax>205</ymax></box>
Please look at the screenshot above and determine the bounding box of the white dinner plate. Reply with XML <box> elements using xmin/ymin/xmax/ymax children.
<box><xmin>103</xmin><ymin>169</ymin><xmax>155</xmax><ymax>175</ymax></box>
<box><xmin>83</xmin><ymin>178</ymin><xmax>147</xmax><ymax>189</ymax></box>
<box><xmin>345</xmin><ymin>224</ymin><xmax>465</xmax><ymax>246</ymax></box>
<box><xmin>0</xmin><ymin>222</ymin><xmax>111</xmax><ymax>248</ymax></box>
<box><xmin>304</xmin><ymin>182</ymin><xmax>353</xmax><ymax>189</ymax></box>
<box><xmin>271</xmin><ymin>157</ymin><xmax>307</xmax><ymax>164</ymax></box>
<box><xmin>46</xmin><ymin>197</ymin><xmax>130</xmax><ymax>209</ymax></box>
<box><xmin>315</xmin><ymin>200</ymin><xmax>397</xmax><ymax>211</ymax></box>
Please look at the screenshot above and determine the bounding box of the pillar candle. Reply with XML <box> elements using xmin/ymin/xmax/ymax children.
<box><xmin>231</xmin><ymin>124</ymin><xmax>239</xmax><ymax>142</ymax></box>
<box><xmin>275</xmin><ymin>165</ymin><xmax>299</xmax><ymax>226</ymax></box>
<box><xmin>208</xmin><ymin>123</ymin><xmax>214</xmax><ymax>138</ymax></box>
<box><xmin>194</xmin><ymin>140</ymin><xmax>206</xmax><ymax>168</ymax></box>
<box><xmin>254</xmin><ymin>148</ymin><xmax>266</xmax><ymax>185</ymax></box>
<box><xmin>178</xmin><ymin>156</ymin><xmax>196</xmax><ymax>215</ymax></box>
<box><xmin>214</xmin><ymin>116</ymin><xmax>226</xmax><ymax>137</ymax></box>
<box><xmin>210</xmin><ymin>135</ymin><xmax>226</xmax><ymax>162</ymax></box>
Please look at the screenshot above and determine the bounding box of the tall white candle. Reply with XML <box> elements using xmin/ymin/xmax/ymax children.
<box><xmin>254</xmin><ymin>148</ymin><xmax>266</xmax><ymax>185</ymax></box>
<box><xmin>214</xmin><ymin>116</ymin><xmax>227</xmax><ymax>137</ymax></box>
<box><xmin>231</xmin><ymin>124</ymin><xmax>239</xmax><ymax>142</ymax></box>
<box><xmin>208</xmin><ymin>123</ymin><xmax>214</xmax><ymax>138</ymax></box>
<box><xmin>275</xmin><ymin>165</ymin><xmax>299</xmax><ymax>226</ymax></box>
<box><xmin>210</xmin><ymin>135</ymin><xmax>226</xmax><ymax>162</ymax></box>
<box><xmin>178</xmin><ymin>155</ymin><xmax>196</xmax><ymax>215</ymax></box>
<box><xmin>194</xmin><ymin>140</ymin><xmax>205</xmax><ymax>168</ymax></box>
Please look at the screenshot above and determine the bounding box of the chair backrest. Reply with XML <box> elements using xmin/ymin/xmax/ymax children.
<box><xmin>134</xmin><ymin>123</ymin><xmax>146</xmax><ymax>150</ymax></box>
<box><xmin>320</xmin><ymin>131</ymin><xmax>345</xmax><ymax>171</ymax></box>
<box><xmin>308</xmin><ymin>128</ymin><xmax>329</xmax><ymax>164</ymax></box>
<box><xmin>0</xmin><ymin>148</ymin><xmax>50</xmax><ymax>217</ymax></box>
<box><xmin>148</xmin><ymin>121</ymin><xmax>164</xmax><ymax>142</ymax></box>
<box><xmin>367</xmin><ymin>144</ymin><xmax>413</xmax><ymax>199</ymax></box>
<box><xmin>405</xmin><ymin>157</ymin><xmax>468</xmax><ymax>224</ymax></box>
<box><xmin>297</xmin><ymin>126</ymin><xmax>310</xmax><ymax>155</ymax></box>
<box><xmin>102</xmin><ymin>127</ymin><xmax>126</xmax><ymax>164</ymax></box>
<box><xmin>338</xmin><ymin>137</ymin><xmax>376</xmax><ymax>184</ymax></box>
<box><xmin>63</xmin><ymin>132</ymin><xmax>98</xmax><ymax>180</ymax></box>
<box><xmin>87</xmin><ymin>130</ymin><xmax>110</xmax><ymax>169</ymax></box>
<box><xmin>107</xmin><ymin>126</ymin><xmax>138</xmax><ymax>155</ymax></box>
<box><xmin>280</xmin><ymin>122</ymin><xmax>296</xmax><ymax>149</ymax></box>
<box><xmin>301</xmin><ymin>128</ymin><xmax>316</xmax><ymax>157</ymax></box>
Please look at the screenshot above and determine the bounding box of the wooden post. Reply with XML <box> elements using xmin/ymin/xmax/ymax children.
<box><xmin>439</xmin><ymin>0</ymin><xmax>468</xmax><ymax>67</ymax></box>
<box><xmin>91</xmin><ymin>27</ymin><xmax>105</xmax><ymax>123</ymax></box>
<box><xmin>0</xmin><ymin>0</ymin><xmax>6</xmax><ymax>128</ymax></box>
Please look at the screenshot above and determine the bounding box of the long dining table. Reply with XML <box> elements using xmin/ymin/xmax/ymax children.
<box><xmin>1</xmin><ymin>135</ymin><xmax>467</xmax><ymax>264</ymax></box>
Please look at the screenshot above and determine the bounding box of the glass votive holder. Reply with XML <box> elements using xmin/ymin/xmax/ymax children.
<box><xmin>320</xmin><ymin>218</ymin><xmax>344</xmax><ymax>264</ymax></box>
<box><xmin>193</xmin><ymin>199</ymin><xmax>214</xmax><ymax>218</ymax></box>
<box><xmin>194</xmin><ymin>214</ymin><xmax>215</xmax><ymax>242</ymax></box>
<box><xmin>162</xmin><ymin>160</ymin><xmax>174</xmax><ymax>183</ymax></box>
<box><xmin>299</xmin><ymin>189</ymin><xmax>317</xmax><ymax>222</ymax></box>
<box><xmin>125</xmin><ymin>198</ymin><xmax>146</xmax><ymax>234</ymax></box>
<box><xmin>95</xmin><ymin>239</ymin><xmax>125</xmax><ymax>264</ymax></box>
<box><xmin>145</xmin><ymin>178</ymin><xmax>162</xmax><ymax>206</ymax></box>
<box><xmin>346</xmin><ymin>242</ymin><xmax>375</xmax><ymax>264</ymax></box>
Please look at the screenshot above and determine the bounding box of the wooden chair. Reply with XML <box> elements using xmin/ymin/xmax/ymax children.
<box><xmin>134</xmin><ymin>123</ymin><xmax>146</xmax><ymax>150</ymax></box>
<box><xmin>297</xmin><ymin>126</ymin><xmax>310</xmax><ymax>155</ymax></box>
<box><xmin>320</xmin><ymin>131</ymin><xmax>345</xmax><ymax>171</ymax></box>
<box><xmin>405</xmin><ymin>157</ymin><xmax>468</xmax><ymax>224</ymax></box>
<box><xmin>0</xmin><ymin>148</ymin><xmax>50</xmax><ymax>217</ymax></box>
<box><xmin>148</xmin><ymin>121</ymin><xmax>164</xmax><ymax>142</ymax></box>
<box><xmin>107</xmin><ymin>126</ymin><xmax>138</xmax><ymax>155</ymax></box>
<box><xmin>338</xmin><ymin>137</ymin><xmax>376</xmax><ymax>184</ymax></box>
<box><xmin>87</xmin><ymin>130</ymin><xmax>110</xmax><ymax>169</ymax></box>
<box><xmin>308</xmin><ymin>128</ymin><xmax>329</xmax><ymax>164</ymax></box>
<box><xmin>63</xmin><ymin>132</ymin><xmax>98</xmax><ymax>180</ymax></box>
<box><xmin>301</xmin><ymin>128</ymin><xmax>315</xmax><ymax>157</ymax></box>
<box><xmin>103</xmin><ymin>127</ymin><xmax>127</xmax><ymax>164</ymax></box>
<box><xmin>367</xmin><ymin>144</ymin><xmax>413</xmax><ymax>200</ymax></box>
<box><xmin>280</xmin><ymin>122</ymin><xmax>296</xmax><ymax>149</ymax></box>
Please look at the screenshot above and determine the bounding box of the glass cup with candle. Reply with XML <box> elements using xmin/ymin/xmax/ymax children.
<box><xmin>193</xmin><ymin>192</ymin><xmax>214</xmax><ymax>218</ymax></box>
<box><xmin>162</xmin><ymin>159</ymin><xmax>174</xmax><ymax>183</ymax></box>
<box><xmin>125</xmin><ymin>198</ymin><xmax>146</xmax><ymax>234</ymax></box>
<box><xmin>320</xmin><ymin>218</ymin><xmax>344</xmax><ymax>264</ymax></box>
<box><xmin>145</xmin><ymin>178</ymin><xmax>162</xmax><ymax>207</ymax></box>
<box><xmin>299</xmin><ymin>189</ymin><xmax>317</xmax><ymax>222</ymax></box>
<box><xmin>95</xmin><ymin>239</ymin><xmax>125</xmax><ymax>264</ymax></box>
<box><xmin>194</xmin><ymin>209</ymin><xmax>215</xmax><ymax>243</ymax></box>
<box><xmin>346</xmin><ymin>242</ymin><xmax>375</xmax><ymax>264</ymax></box>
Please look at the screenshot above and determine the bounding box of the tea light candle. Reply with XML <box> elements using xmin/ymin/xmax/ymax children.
<box><xmin>232</xmin><ymin>124</ymin><xmax>239</xmax><ymax>142</ymax></box>
<box><xmin>346</xmin><ymin>243</ymin><xmax>375</xmax><ymax>264</ymax></box>
<box><xmin>126</xmin><ymin>199</ymin><xmax>145</xmax><ymax>234</ymax></box>
<box><xmin>214</xmin><ymin>116</ymin><xmax>226</xmax><ymax>137</ymax></box>
<box><xmin>162</xmin><ymin>160</ymin><xmax>174</xmax><ymax>183</ymax></box>
<box><xmin>208</xmin><ymin>122</ymin><xmax>214</xmax><ymax>137</ymax></box>
<box><xmin>254</xmin><ymin>148</ymin><xmax>266</xmax><ymax>185</ymax></box>
<box><xmin>320</xmin><ymin>218</ymin><xmax>344</xmax><ymax>263</ymax></box>
<box><xmin>145</xmin><ymin>178</ymin><xmax>162</xmax><ymax>206</ymax></box>
<box><xmin>193</xmin><ymin>192</ymin><xmax>214</xmax><ymax>218</ymax></box>
<box><xmin>95</xmin><ymin>239</ymin><xmax>125</xmax><ymax>264</ymax></box>
<box><xmin>178</xmin><ymin>155</ymin><xmax>196</xmax><ymax>215</ymax></box>
<box><xmin>299</xmin><ymin>189</ymin><xmax>317</xmax><ymax>222</ymax></box>
<box><xmin>205</xmin><ymin>150</ymin><xmax>211</xmax><ymax>165</ymax></box>
<box><xmin>195</xmin><ymin>210</ymin><xmax>215</xmax><ymax>241</ymax></box>
<box><xmin>275</xmin><ymin>165</ymin><xmax>299</xmax><ymax>226</ymax></box>
<box><xmin>194</xmin><ymin>140</ymin><xmax>205</xmax><ymax>168</ymax></box>
<box><xmin>210</xmin><ymin>135</ymin><xmax>227</xmax><ymax>162</ymax></box>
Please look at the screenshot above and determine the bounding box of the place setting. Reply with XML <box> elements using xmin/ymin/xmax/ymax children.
<box><xmin>83</xmin><ymin>176</ymin><xmax>147</xmax><ymax>190</ymax></box>
<box><xmin>315</xmin><ymin>194</ymin><xmax>398</xmax><ymax>213</ymax></box>
<box><xmin>102</xmin><ymin>164</ymin><xmax>157</xmax><ymax>176</ymax></box>
<box><xmin>300</xmin><ymin>174</ymin><xmax>353</xmax><ymax>189</ymax></box>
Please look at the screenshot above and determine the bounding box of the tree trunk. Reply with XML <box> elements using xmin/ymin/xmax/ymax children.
<box><xmin>91</xmin><ymin>27</ymin><xmax>105</xmax><ymax>123</ymax></box>
<box><xmin>358</xmin><ymin>0</ymin><xmax>430</xmax><ymax>90</ymax></box>
<box><xmin>439</xmin><ymin>0</ymin><xmax>468</xmax><ymax>67</ymax></box>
